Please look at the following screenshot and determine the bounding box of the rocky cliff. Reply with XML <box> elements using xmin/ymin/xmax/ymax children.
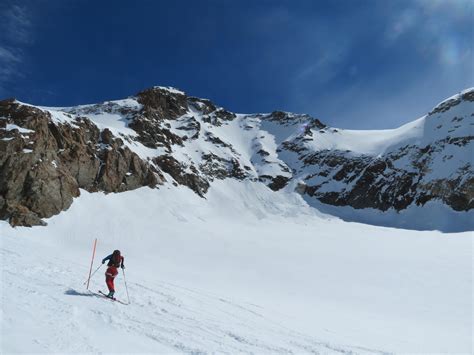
<box><xmin>1</xmin><ymin>86</ymin><xmax>472</xmax><ymax>227</ymax></box>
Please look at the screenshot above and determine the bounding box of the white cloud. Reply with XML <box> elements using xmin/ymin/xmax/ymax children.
<box><xmin>386</xmin><ymin>0</ymin><xmax>472</xmax><ymax>67</ymax></box>
<box><xmin>296</xmin><ymin>54</ymin><xmax>473</xmax><ymax>130</ymax></box>
<box><xmin>296</xmin><ymin>45</ymin><xmax>348</xmax><ymax>84</ymax></box>
<box><xmin>0</xmin><ymin>47</ymin><xmax>22</xmax><ymax>87</ymax></box>
<box><xmin>0</xmin><ymin>47</ymin><xmax>21</xmax><ymax>63</ymax></box>
<box><xmin>386</xmin><ymin>9</ymin><xmax>417</xmax><ymax>41</ymax></box>
<box><xmin>0</xmin><ymin>46</ymin><xmax>22</xmax><ymax>93</ymax></box>
<box><xmin>3</xmin><ymin>4</ymin><xmax>32</xmax><ymax>43</ymax></box>
<box><xmin>416</xmin><ymin>0</ymin><xmax>473</xmax><ymax>19</ymax></box>
<box><xmin>0</xmin><ymin>3</ymin><xmax>33</xmax><ymax>93</ymax></box>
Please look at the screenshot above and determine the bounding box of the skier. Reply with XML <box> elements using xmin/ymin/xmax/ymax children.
<box><xmin>101</xmin><ymin>250</ymin><xmax>125</xmax><ymax>299</ymax></box>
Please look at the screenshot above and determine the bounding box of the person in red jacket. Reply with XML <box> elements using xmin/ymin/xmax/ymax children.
<box><xmin>101</xmin><ymin>250</ymin><xmax>125</xmax><ymax>298</ymax></box>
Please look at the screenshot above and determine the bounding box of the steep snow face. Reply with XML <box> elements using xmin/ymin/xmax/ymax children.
<box><xmin>1</xmin><ymin>87</ymin><xmax>472</xmax><ymax>230</ymax></box>
<box><xmin>1</xmin><ymin>181</ymin><xmax>472</xmax><ymax>353</ymax></box>
<box><xmin>295</xmin><ymin>117</ymin><xmax>425</xmax><ymax>156</ymax></box>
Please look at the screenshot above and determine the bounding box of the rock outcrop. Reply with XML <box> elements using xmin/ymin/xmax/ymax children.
<box><xmin>0</xmin><ymin>100</ymin><xmax>162</xmax><ymax>226</ymax></box>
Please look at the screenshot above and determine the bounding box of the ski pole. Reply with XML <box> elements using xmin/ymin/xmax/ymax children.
<box><xmin>122</xmin><ymin>269</ymin><xmax>131</xmax><ymax>304</ymax></box>
<box><xmin>83</xmin><ymin>264</ymin><xmax>102</xmax><ymax>285</ymax></box>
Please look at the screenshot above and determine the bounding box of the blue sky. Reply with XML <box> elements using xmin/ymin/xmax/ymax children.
<box><xmin>0</xmin><ymin>0</ymin><xmax>472</xmax><ymax>129</ymax></box>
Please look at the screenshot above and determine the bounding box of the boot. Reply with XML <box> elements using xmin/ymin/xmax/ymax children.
<box><xmin>107</xmin><ymin>290</ymin><xmax>115</xmax><ymax>299</ymax></box>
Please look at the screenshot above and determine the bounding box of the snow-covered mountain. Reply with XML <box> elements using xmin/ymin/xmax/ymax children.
<box><xmin>0</xmin><ymin>86</ymin><xmax>473</xmax><ymax>231</ymax></box>
<box><xmin>1</xmin><ymin>87</ymin><xmax>472</xmax><ymax>353</ymax></box>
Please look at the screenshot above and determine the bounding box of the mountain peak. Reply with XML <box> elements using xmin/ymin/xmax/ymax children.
<box><xmin>150</xmin><ymin>86</ymin><xmax>186</xmax><ymax>95</ymax></box>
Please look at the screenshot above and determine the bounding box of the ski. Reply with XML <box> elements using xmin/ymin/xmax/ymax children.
<box><xmin>97</xmin><ymin>290</ymin><xmax>116</xmax><ymax>300</ymax></box>
<box><xmin>95</xmin><ymin>290</ymin><xmax>129</xmax><ymax>305</ymax></box>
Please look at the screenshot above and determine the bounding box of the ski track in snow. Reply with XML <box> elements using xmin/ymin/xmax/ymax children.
<box><xmin>1</xmin><ymin>238</ymin><xmax>383</xmax><ymax>354</ymax></box>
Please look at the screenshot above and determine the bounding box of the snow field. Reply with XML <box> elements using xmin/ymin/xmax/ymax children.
<box><xmin>1</xmin><ymin>180</ymin><xmax>472</xmax><ymax>353</ymax></box>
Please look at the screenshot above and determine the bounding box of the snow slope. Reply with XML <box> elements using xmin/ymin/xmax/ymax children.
<box><xmin>3</xmin><ymin>237</ymin><xmax>368</xmax><ymax>354</ymax></box>
<box><xmin>1</xmin><ymin>181</ymin><xmax>472</xmax><ymax>353</ymax></box>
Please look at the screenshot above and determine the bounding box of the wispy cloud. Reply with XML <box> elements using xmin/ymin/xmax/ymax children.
<box><xmin>386</xmin><ymin>9</ymin><xmax>417</xmax><ymax>41</ymax></box>
<box><xmin>296</xmin><ymin>45</ymin><xmax>349</xmax><ymax>85</ymax></box>
<box><xmin>0</xmin><ymin>47</ymin><xmax>22</xmax><ymax>84</ymax></box>
<box><xmin>386</xmin><ymin>0</ymin><xmax>472</xmax><ymax>67</ymax></box>
<box><xmin>283</xmin><ymin>0</ymin><xmax>472</xmax><ymax>130</ymax></box>
<box><xmin>0</xmin><ymin>2</ymin><xmax>33</xmax><ymax>96</ymax></box>
<box><xmin>2</xmin><ymin>4</ymin><xmax>33</xmax><ymax>44</ymax></box>
<box><xmin>0</xmin><ymin>46</ymin><xmax>21</xmax><ymax>64</ymax></box>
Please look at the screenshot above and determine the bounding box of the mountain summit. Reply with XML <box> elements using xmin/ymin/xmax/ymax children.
<box><xmin>1</xmin><ymin>87</ymin><xmax>473</xmax><ymax>230</ymax></box>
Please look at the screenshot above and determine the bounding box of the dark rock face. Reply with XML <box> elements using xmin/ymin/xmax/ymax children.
<box><xmin>0</xmin><ymin>102</ymin><xmax>79</xmax><ymax>226</ymax></box>
<box><xmin>189</xmin><ymin>97</ymin><xmax>236</xmax><ymax>127</ymax></box>
<box><xmin>265</xmin><ymin>175</ymin><xmax>291</xmax><ymax>191</ymax></box>
<box><xmin>122</xmin><ymin>87</ymin><xmax>189</xmax><ymax>150</ymax></box>
<box><xmin>153</xmin><ymin>155</ymin><xmax>209</xmax><ymax>197</ymax></box>
<box><xmin>200</xmin><ymin>153</ymin><xmax>249</xmax><ymax>181</ymax></box>
<box><xmin>429</xmin><ymin>97</ymin><xmax>462</xmax><ymax>115</ymax></box>
<box><xmin>301</xmin><ymin>151</ymin><xmax>417</xmax><ymax>211</ymax></box>
<box><xmin>296</xmin><ymin>144</ymin><xmax>473</xmax><ymax>212</ymax></box>
<box><xmin>264</xmin><ymin>111</ymin><xmax>326</xmax><ymax>129</ymax></box>
<box><xmin>137</xmin><ymin>87</ymin><xmax>188</xmax><ymax>119</ymax></box>
<box><xmin>128</xmin><ymin>88</ymin><xmax>238</xmax><ymax>150</ymax></box>
<box><xmin>462</xmin><ymin>90</ymin><xmax>474</xmax><ymax>102</ymax></box>
<box><xmin>0</xmin><ymin>100</ymin><xmax>162</xmax><ymax>226</ymax></box>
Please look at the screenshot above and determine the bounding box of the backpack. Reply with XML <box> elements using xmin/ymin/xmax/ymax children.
<box><xmin>109</xmin><ymin>250</ymin><xmax>122</xmax><ymax>267</ymax></box>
